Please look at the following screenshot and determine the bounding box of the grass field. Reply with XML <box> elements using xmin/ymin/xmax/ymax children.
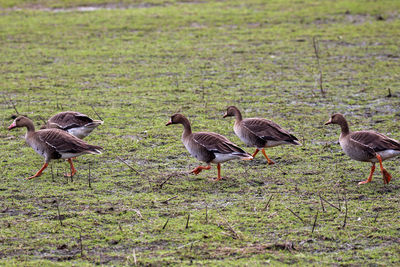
<box><xmin>1</xmin><ymin>0</ymin><xmax>400</xmax><ymax>265</ymax></box>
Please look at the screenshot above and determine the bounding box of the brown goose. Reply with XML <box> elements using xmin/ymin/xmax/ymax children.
<box><xmin>41</xmin><ymin>111</ymin><xmax>103</xmax><ymax>139</ymax></box>
<box><xmin>325</xmin><ymin>113</ymin><xmax>400</xmax><ymax>184</ymax></box>
<box><xmin>8</xmin><ymin>116</ymin><xmax>102</xmax><ymax>180</ymax></box>
<box><xmin>166</xmin><ymin>113</ymin><xmax>253</xmax><ymax>181</ymax></box>
<box><xmin>223</xmin><ymin>106</ymin><xmax>300</xmax><ymax>165</ymax></box>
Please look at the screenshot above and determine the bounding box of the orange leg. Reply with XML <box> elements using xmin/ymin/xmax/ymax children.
<box><xmin>252</xmin><ymin>149</ymin><xmax>259</xmax><ymax>158</ymax></box>
<box><xmin>376</xmin><ymin>154</ymin><xmax>391</xmax><ymax>184</ymax></box>
<box><xmin>215</xmin><ymin>163</ymin><xmax>222</xmax><ymax>181</ymax></box>
<box><xmin>261</xmin><ymin>148</ymin><xmax>275</xmax><ymax>165</ymax></box>
<box><xmin>64</xmin><ymin>158</ymin><xmax>77</xmax><ymax>177</ymax></box>
<box><xmin>358</xmin><ymin>163</ymin><xmax>375</xmax><ymax>185</ymax></box>
<box><xmin>27</xmin><ymin>163</ymin><xmax>48</xmax><ymax>180</ymax></box>
<box><xmin>190</xmin><ymin>165</ymin><xmax>211</xmax><ymax>175</ymax></box>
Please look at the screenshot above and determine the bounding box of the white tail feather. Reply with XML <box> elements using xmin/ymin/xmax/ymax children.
<box><xmin>88</xmin><ymin>149</ymin><xmax>102</xmax><ymax>155</ymax></box>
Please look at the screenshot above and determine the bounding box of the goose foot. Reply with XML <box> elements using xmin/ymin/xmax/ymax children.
<box><xmin>27</xmin><ymin>163</ymin><xmax>48</xmax><ymax>180</ymax></box>
<box><xmin>381</xmin><ymin>168</ymin><xmax>392</xmax><ymax>184</ymax></box>
<box><xmin>358</xmin><ymin>164</ymin><xmax>375</xmax><ymax>185</ymax></box>
<box><xmin>64</xmin><ymin>158</ymin><xmax>77</xmax><ymax>177</ymax></box>
<box><xmin>214</xmin><ymin>163</ymin><xmax>222</xmax><ymax>181</ymax></box>
<box><xmin>376</xmin><ymin>154</ymin><xmax>391</xmax><ymax>184</ymax></box>
<box><xmin>261</xmin><ymin>149</ymin><xmax>275</xmax><ymax>165</ymax></box>
<box><xmin>190</xmin><ymin>165</ymin><xmax>211</xmax><ymax>175</ymax></box>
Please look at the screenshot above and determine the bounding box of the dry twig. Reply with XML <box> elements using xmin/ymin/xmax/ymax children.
<box><xmin>2</xmin><ymin>94</ymin><xmax>19</xmax><ymax>115</ymax></box>
<box><xmin>342</xmin><ymin>192</ymin><xmax>348</xmax><ymax>228</ymax></box>
<box><xmin>117</xmin><ymin>156</ymin><xmax>140</xmax><ymax>174</ymax></box>
<box><xmin>177</xmin><ymin>240</ymin><xmax>199</xmax><ymax>250</ymax></box>
<box><xmin>185</xmin><ymin>214</ymin><xmax>190</xmax><ymax>229</ymax></box>
<box><xmin>319</xmin><ymin>194</ymin><xmax>341</xmax><ymax>211</ymax></box>
<box><xmin>312</xmin><ymin>211</ymin><xmax>318</xmax><ymax>234</ymax></box>
<box><xmin>88</xmin><ymin>162</ymin><xmax>92</xmax><ymax>189</ymax></box>
<box><xmin>79</xmin><ymin>231</ymin><xmax>83</xmax><ymax>258</ymax></box>
<box><xmin>158</xmin><ymin>173</ymin><xmax>175</xmax><ymax>189</ymax></box>
<box><xmin>319</xmin><ymin>193</ymin><xmax>326</xmax><ymax>212</ymax></box>
<box><xmin>312</xmin><ymin>36</ymin><xmax>325</xmax><ymax>97</ymax></box>
<box><xmin>373</xmin><ymin>212</ymin><xmax>379</xmax><ymax>223</ymax></box>
<box><xmin>216</xmin><ymin>210</ymin><xmax>241</xmax><ymax>239</ymax></box>
<box><xmin>133</xmin><ymin>209</ymin><xmax>145</xmax><ymax>221</ymax></box>
<box><xmin>337</xmin><ymin>189</ymin><xmax>342</xmax><ymax>210</ymax></box>
<box><xmin>387</xmin><ymin>88</ymin><xmax>392</xmax><ymax>97</ymax></box>
<box><xmin>263</xmin><ymin>195</ymin><xmax>273</xmax><ymax>211</ymax></box>
<box><xmin>132</xmin><ymin>249</ymin><xmax>137</xmax><ymax>265</ymax></box>
<box><xmin>205</xmin><ymin>205</ymin><xmax>208</xmax><ymax>223</ymax></box>
<box><xmin>162</xmin><ymin>218</ymin><xmax>169</xmax><ymax>230</ymax></box>
<box><xmin>55</xmin><ymin>199</ymin><xmax>63</xmax><ymax>227</ymax></box>
<box><xmin>51</xmin><ymin>164</ymin><xmax>55</xmax><ymax>182</ymax></box>
<box><xmin>273</xmin><ymin>164</ymin><xmax>287</xmax><ymax>175</ymax></box>
<box><xmin>160</xmin><ymin>195</ymin><xmax>178</xmax><ymax>204</ymax></box>
<box><xmin>287</xmin><ymin>208</ymin><xmax>305</xmax><ymax>224</ymax></box>
<box><xmin>90</xmin><ymin>104</ymin><xmax>103</xmax><ymax>121</ymax></box>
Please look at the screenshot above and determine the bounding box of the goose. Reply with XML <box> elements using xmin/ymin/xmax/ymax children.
<box><xmin>41</xmin><ymin>111</ymin><xmax>103</xmax><ymax>139</ymax></box>
<box><xmin>8</xmin><ymin>116</ymin><xmax>102</xmax><ymax>180</ymax></box>
<box><xmin>325</xmin><ymin>113</ymin><xmax>400</xmax><ymax>184</ymax></box>
<box><xmin>166</xmin><ymin>113</ymin><xmax>252</xmax><ymax>181</ymax></box>
<box><xmin>223</xmin><ymin>106</ymin><xmax>300</xmax><ymax>165</ymax></box>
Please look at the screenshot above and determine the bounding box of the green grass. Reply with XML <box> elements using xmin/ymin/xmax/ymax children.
<box><xmin>1</xmin><ymin>0</ymin><xmax>400</xmax><ymax>265</ymax></box>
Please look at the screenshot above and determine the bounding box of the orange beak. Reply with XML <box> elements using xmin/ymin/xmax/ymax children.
<box><xmin>324</xmin><ymin>119</ymin><xmax>332</xmax><ymax>125</ymax></box>
<box><xmin>165</xmin><ymin>119</ymin><xmax>172</xmax><ymax>126</ymax></box>
<box><xmin>222</xmin><ymin>113</ymin><xmax>228</xmax><ymax>118</ymax></box>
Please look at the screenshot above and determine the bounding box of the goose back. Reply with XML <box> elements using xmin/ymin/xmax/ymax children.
<box><xmin>43</xmin><ymin>111</ymin><xmax>103</xmax><ymax>139</ymax></box>
<box><xmin>237</xmin><ymin>118</ymin><xmax>299</xmax><ymax>148</ymax></box>
<box><xmin>184</xmin><ymin>132</ymin><xmax>250</xmax><ymax>163</ymax></box>
<box><xmin>341</xmin><ymin>130</ymin><xmax>400</xmax><ymax>162</ymax></box>
<box><xmin>28</xmin><ymin>129</ymin><xmax>102</xmax><ymax>162</ymax></box>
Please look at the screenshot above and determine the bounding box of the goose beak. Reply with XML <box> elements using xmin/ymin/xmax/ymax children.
<box><xmin>8</xmin><ymin>122</ymin><xmax>16</xmax><ymax>130</ymax></box>
<box><xmin>324</xmin><ymin>119</ymin><xmax>332</xmax><ymax>125</ymax></box>
<box><xmin>165</xmin><ymin>119</ymin><xmax>172</xmax><ymax>126</ymax></box>
<box><xmin>222</xmin><ymin>113</ymin><xmax>228</xmax><ymax>118</ymax></box>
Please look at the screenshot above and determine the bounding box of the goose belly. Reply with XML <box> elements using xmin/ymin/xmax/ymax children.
<box><xmin>372</xmin><ymin>150</ymin><xmax>400</xmax><ymax>162</ymax></box>
<box><xmin>234</xmin><ymin>124</ymin><xmax>254</xmax><ymax>146</ymax></box>
<box><xmin>67</xmin><ymin>127</ymin><xmax>92</xmax><ymax>139</ymax></box>
<box><xmin>264</xmin><ymin>140</ymin><xmax>291</xmax><ymax>148</ymax></box>
<box><xmin>183</xmin><ymin>140</ymin><xmax>210</xmax><ymax>163</ymax></box>
<box><xmin>60</xmin><ymin>152</ymin><xmax>86</xmax><ymax>159</ymax></box>
<box><xmin>211</xmin><ymin>153</ymin><xmax>243</xmax><ymax>163</ymax></box>
<box><xmin>27</xmin><ymin>139</ymin><xmax>47</xmax><ymax>158</ymax></box>
<box><xmin>340</xmin><ymin>140</ymin><xmax>374</xmax><ymax>162</ymax></box>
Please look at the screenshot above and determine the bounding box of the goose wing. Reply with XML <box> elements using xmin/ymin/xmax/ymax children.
<box><xmin>193</xmin><ymin>132</ymin><xmax>248</xmax><ymax>155</ymax></box>
<box><xmin>37</xmin><ymin>129</ymin><xmax>102</xmax><ymax>154</ymax></box>
<box><xmin>351</xmin><ymin>131</ymin><xmax>400</xmax><ymax>153</ymax></box>
<box><xmin>242</xmin><ymin>118</ymin><xmax>298</xmax><ymax>142</ymax></box>
<box><xmin>47</xmin><ymin>111</ymin><xmax>94</xmax><ymax>130</ymax></box>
